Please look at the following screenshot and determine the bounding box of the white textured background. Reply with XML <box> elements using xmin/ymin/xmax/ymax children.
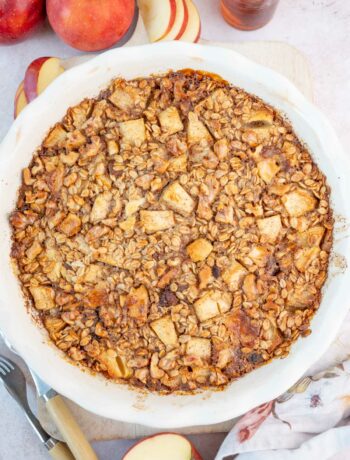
<box><xmin>0</xmin><ymin>0</ymin><xmax>349</xmax><ymax>459</ymax></box>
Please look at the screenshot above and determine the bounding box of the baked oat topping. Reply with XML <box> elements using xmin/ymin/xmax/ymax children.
<box><xmin>10</xmin><ymin>70</ymin><xmax>333</xmax><ymax>393</ymax></box>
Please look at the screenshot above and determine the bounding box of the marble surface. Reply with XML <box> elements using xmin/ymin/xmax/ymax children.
<box><xmin>0</xmin><ymin>0</ymin><xmax>349</xmax><ymax>459</ymax></box>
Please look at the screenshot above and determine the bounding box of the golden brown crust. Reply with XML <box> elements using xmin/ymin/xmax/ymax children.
<box><xmin>10</xmin><ymin>70</ymin><xmax>333</xmax><ymax>393</ymax></box>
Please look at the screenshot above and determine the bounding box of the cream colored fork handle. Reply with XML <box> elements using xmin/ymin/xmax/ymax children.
<box><xmin>48</xmin><ymin>441</ymin><xmax>75</xmax><ymax>460</ymax></box>
<box><xmin>46</xmin><ymin>395</ymin><xmax>99</xmax><ymax>460</ymax></box>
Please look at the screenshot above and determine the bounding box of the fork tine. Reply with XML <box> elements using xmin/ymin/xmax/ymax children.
<box><xmin>0</xmin><ymin>361</ymin><xmax>11</xmax><ymax>373</ymax></box>
<box><xmin>0</xmin><ymin>360</ymin><xmax>10</xmax><ymax>371</ymax></box>
<box><xmin>0</xmin><ymin>357</ymin><xmax>14</xmax><ymax>374</ymax></box>
<box><xmin>0</xmin><ymin>364</ymin><xmax>8</xmax><ymax>376</ymax></box>
<box><xmin>0</xmin><ymin>356</ymin><xmax>15</xmax><ymax>370</ymax></box>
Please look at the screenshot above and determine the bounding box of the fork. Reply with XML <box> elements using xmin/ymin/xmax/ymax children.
<box><xmin>0</xmin><ymin>355</ymin><xmax>74</xmax><ymax>460</ymax></box>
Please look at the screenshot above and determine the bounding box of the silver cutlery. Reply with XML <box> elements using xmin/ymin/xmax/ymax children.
<box><xmin>0</xmin><ymin>355</ymin><xmax>74</xmax><ymax>460</ymax></box>
<box><xmin>0</xmin><ymin>335</ymin><xmax>99</xmax><ymax>460</ymax></box>
<box><xmin>29</xmin><ymin>368</ymin><xmax>99</xmax><ymax>460</ymax></box>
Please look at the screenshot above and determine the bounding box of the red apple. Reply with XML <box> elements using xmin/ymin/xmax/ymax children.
<box><xmin>122</xmin><ymin>433</ymin><xmax>203</xmax><ymax>460</ymax></box>
<box><xmin>47</xmin><ymin>0</ymin><xmax>135</xmax><ymax>51</ymax></box>
<box><xmin>160</xmin><ymin>0</ymin><xmax>188</xmax><ymax>42</ymax></box>
<box><xmin>139</xmin><ymin>0</ymin><xmax>177</xmax><ymax>43</ymax></box>
<box><xmin>14</xmin><ymin>81</ymin><xmax>28</xmax><ymax>118</ymax></box>
<box><xmin>0</xmin><ymin>0</ymin><xmax>45</xmax><ymax>44</ymax></box>
<box><xmin>23</xmin><ymin>56</ymin><xmax>64</xmax><ymax>102</ymax></box>
<box><xmin>178</xmin><ymin>0</ymin><xmax>201</xmax><ymax>43</ymax></box>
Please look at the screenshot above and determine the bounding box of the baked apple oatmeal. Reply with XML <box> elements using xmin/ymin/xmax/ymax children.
<box><xmin>10</xmin><ymin>70</ymin><xmax>333</xmax><ymax>392</ymax></box>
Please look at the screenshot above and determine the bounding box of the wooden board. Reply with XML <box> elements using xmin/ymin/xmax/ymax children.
<box><xmin>207</xmin><ymin>40</ymin><xmax>313</xmax><ymax>101</ymax></box>
<box><xmin>38</xmin><ymin>40</ymin><xmax>313</xmax><ymax>441</ymax></box>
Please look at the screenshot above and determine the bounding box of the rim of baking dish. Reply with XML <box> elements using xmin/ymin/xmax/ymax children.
<box><xmin>0</xmin><ymin>42</ymin><xmax>349</xmax><ymax>428</ymax></box>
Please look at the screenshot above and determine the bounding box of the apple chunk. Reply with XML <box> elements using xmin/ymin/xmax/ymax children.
<box><xmin>151</xmin><ymin>316</ymin><xmax>178</xmax><ymax>348</ymax></box>
<box><xmin>282</xmin><ymin>188</ymin><xmax>317</xmax><ymax>217</ymax></box>
<box><xmin>161</xmin><ymin>181</ymin><xmax>195</xmax><ymax>216</ymax></box>
<box><xmin>24</xmin><ymin>57</ymin><xmax>64</xmax><ymax>102</ymax></box>
<box><xmin>187</xmin><ymin>238</ymin><xmax>213</xmax><ymax>262</ymax></box>
<box><xmin>178</xmin><ymin>0</ymin><xmax>201</xmax><ymax>43</ymax></box>
<box><xmin>140</xmin><ymin>210</ymin><xmax>175</xmax><ymax>233</ymax></box>
<box><xmin>122</xmin><ymin>433</ymin><xmax>202</xmax><ymax>460</ymax></box>
<box><xmin>139</xmin><ymin>0</ymin><xmax>177</xmax><ymax>42</ymax></box>
<box><xmin>194</xmin><ymin>290</ymin><xmax>232</xmax><ymax>322</ymax></box>
<box><xmin>14</xmin><ymin>81</ymin><xmax>28</xmax><ymax>118</ymax></box>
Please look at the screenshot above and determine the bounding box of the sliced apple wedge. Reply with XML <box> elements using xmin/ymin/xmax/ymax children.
<box><xmin>24</xmin><ymin>57</ymin><xmax>65</xmax><ymax>102</ymax></box>
<box><xmin>139</xmin><ymin>0</ymin><xmax>177</xmax><ymax>42</ymax></box>
<box><xmin>160</xmin><ymin>0</ymin><xmax>188</xmax><ymax>41</ymax></box>
<box><xmin>122</xmin><ymin>433</ymin><xmax>203</xmax><ymax>460</ymax></box>
<box><xmin>14</xmin><ymin>81</ymin><xmax>28</xmax><ymax>118</ymax></box>
<box><xmin>178</xmin><ymin>0</ymin><xmax>201</xmax><ymax>43</ymax></box>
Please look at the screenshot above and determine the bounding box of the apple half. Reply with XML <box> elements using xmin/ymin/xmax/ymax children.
<box><xmin>24</xmin><ymin>56</ymin><xmax>65</xmax><ymax>102</ymax></box>
<box><xmin>14</xmin><ymin>81</ymin><xmax>28</xmax><ymax>118</ymax></box>
<box><xmin>139</xmin><ymin>0</ymin><xmax>177</xmax><ymax>42</ymax></box>
<box><xmin>178</xmin><ymin>0</ymin><xmax>201</xmax><ymax>43</ymax></box>
<box><xmin>160</xmin><ymin>0</ymin><xmax>188</xmax><ymax>41</ymax></box>
<box><xmin>122</xmin><ymin>433</ymin><xmax>203</xmax><ymax>460</ymax></box>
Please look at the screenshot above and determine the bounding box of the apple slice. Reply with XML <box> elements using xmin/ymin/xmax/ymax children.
<box><xmin>160</xmin><ymin>0</ymin><xmax>188</xmax><ymax>41</ymax></box>
<box><xmin>14</xmin><ymin>81</ymin><xmax>28</xmax><ymax>118</ymax></box>
<box><xmin>178</xmin><ymin>0</ymin><xmax>201</xmax><ymax>43</ymax></box>
<box><xmin>139</xmin><ymin>0</ymin><xmax>177</xmax><ymax>42</ymax></box>
<box><xmin>24</xmin><ymin>57</ymin><xmax>64</xmax><ymax>102</ymax></box>
<box><xmin>122</xmin><ymin>433</ymin><xmax>203</xmax><ymax>460</ymax></box>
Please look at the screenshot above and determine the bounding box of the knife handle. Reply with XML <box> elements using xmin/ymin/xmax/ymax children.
<box><xmin>48</xmin><ymin>440</ymin><xmax>75</xmax><ymax>460</ymax></box>
<box><xmin>45</xmin><ymin>394</ymin><xmax>98</xmax><ymax>460</ymax></box>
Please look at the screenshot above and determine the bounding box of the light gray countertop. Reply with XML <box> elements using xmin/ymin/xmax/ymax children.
<box><xmin>0</xmin><ymin>1</ymin><xmax>349</xmax><ymax>459</ymax></box>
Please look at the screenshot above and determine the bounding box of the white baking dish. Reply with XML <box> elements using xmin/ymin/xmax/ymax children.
<box><xmin>0</xmin><ymin>42</ymin><xmax>349</xmax><ymax>428</ymax></box>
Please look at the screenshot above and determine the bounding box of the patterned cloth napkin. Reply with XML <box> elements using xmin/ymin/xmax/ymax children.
<box><xmin>215</xmin><ymin>312</ymin><xmax>350</xmax><ymax>460</ymax></box>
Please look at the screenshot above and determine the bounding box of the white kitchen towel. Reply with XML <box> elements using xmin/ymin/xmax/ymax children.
<box><xmin>215</xmin><ymin>313</ymin><xmax>350</xmax><ymax>460</ymax></box>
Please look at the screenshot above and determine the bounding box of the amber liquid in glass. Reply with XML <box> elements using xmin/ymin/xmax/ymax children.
<box><xmin>221</xmin><ymin>0</ymin><xmax>279</xmax><ymax>30</ymax></box>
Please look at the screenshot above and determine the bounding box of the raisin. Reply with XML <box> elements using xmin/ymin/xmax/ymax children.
<box><xmin>159</xmin><ymin>289</ymin><xmax>178</xmax><ymax>307</ymax></box>
<box><xmin>247</xmin><ymin>352</ymin><xmax>263</xmax><ymax>364</ymax></box>
<box><xmin>278</xmin><ymin>154</ymin><xmax>292</xmax><ymax>173</ymax></box>
<box><xmin>177</xmin><ymin>284</ymin><xmax>188</xmax><ymax>292</ymax></box>
<box><xmin>261</xmin><ymin>146</ymin><xmax>280</xmax><ymax>158</ymax></box>
<box><xmin>212</xmin><ymin>265</ymin><xmax>220</xmax><ymax>278</ymax></box>
<box><xmin>266</xmin><ymin>256</ymin><xmax>280</xmax><ymax>276</ymax></box>
<box><xmin>107</xmin><ymin>161</ymin><xmax>123</xmax><ymax>178</ymax></box>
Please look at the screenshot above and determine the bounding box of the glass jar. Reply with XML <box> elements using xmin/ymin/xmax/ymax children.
<box><xmin>221</xmin><ymin>0</ymin><xmax>280</xmax><ymax>31</ymax></box>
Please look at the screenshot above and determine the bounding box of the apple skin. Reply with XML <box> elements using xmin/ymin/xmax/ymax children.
<box><xmin>156</xmin><ymin>0</ymin><xmax>177</xmax><ymax>41</ymax></box>
<box><xmin>0</xmin><ymin>0</ymin><xmax>45</xmax><ymax>44</ymax></box>
<box><xmin>191</xmin><ymin>442</ymin><xmax>203</xmax><ymax>460</ymax></box>
<box><xmin>139</xmin><ymin>0</ymin><xmax>177</xmax><ymax>43</ymax></box>
<box><xmin>177</xmin><ymin>0</ymin><xmax>201</xmax><ymax>43</ymax></box>
<box><xmin>194</xmin><ymin>23</ymin><xmax>201</xmax><ymax>43</ymax></box>
<box><xmin>175</xmin><ymin>0</ymin><xmax>188</xmax><ymax>40</ymax></box>
<box><xmin>122</xmin><ymin>432</ymin><xmax>203</xmax><ymax>460</ymax></box>
<box><xmin>24</xmin><ymin>56</ymin><xmax>50</xmax><ymax>102</ymax></box>
<box><xmin>14</xmin><ymin>81</ymin><xmax>28</xmax><ymax>118</ymax></box>
<box><xmin>159</xmin><ymin>0</ymin><xmax>188</xmax><ymax>42</ymax></box>
<box><xmin>23</xmin><ymin>56</ymin><xmax>64</xmax><ymax>102</ymax></box>
<box><xmin>47</xmin><ymin>0</ymin><xmax>135</xmax><ymax>51</ymax></box>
